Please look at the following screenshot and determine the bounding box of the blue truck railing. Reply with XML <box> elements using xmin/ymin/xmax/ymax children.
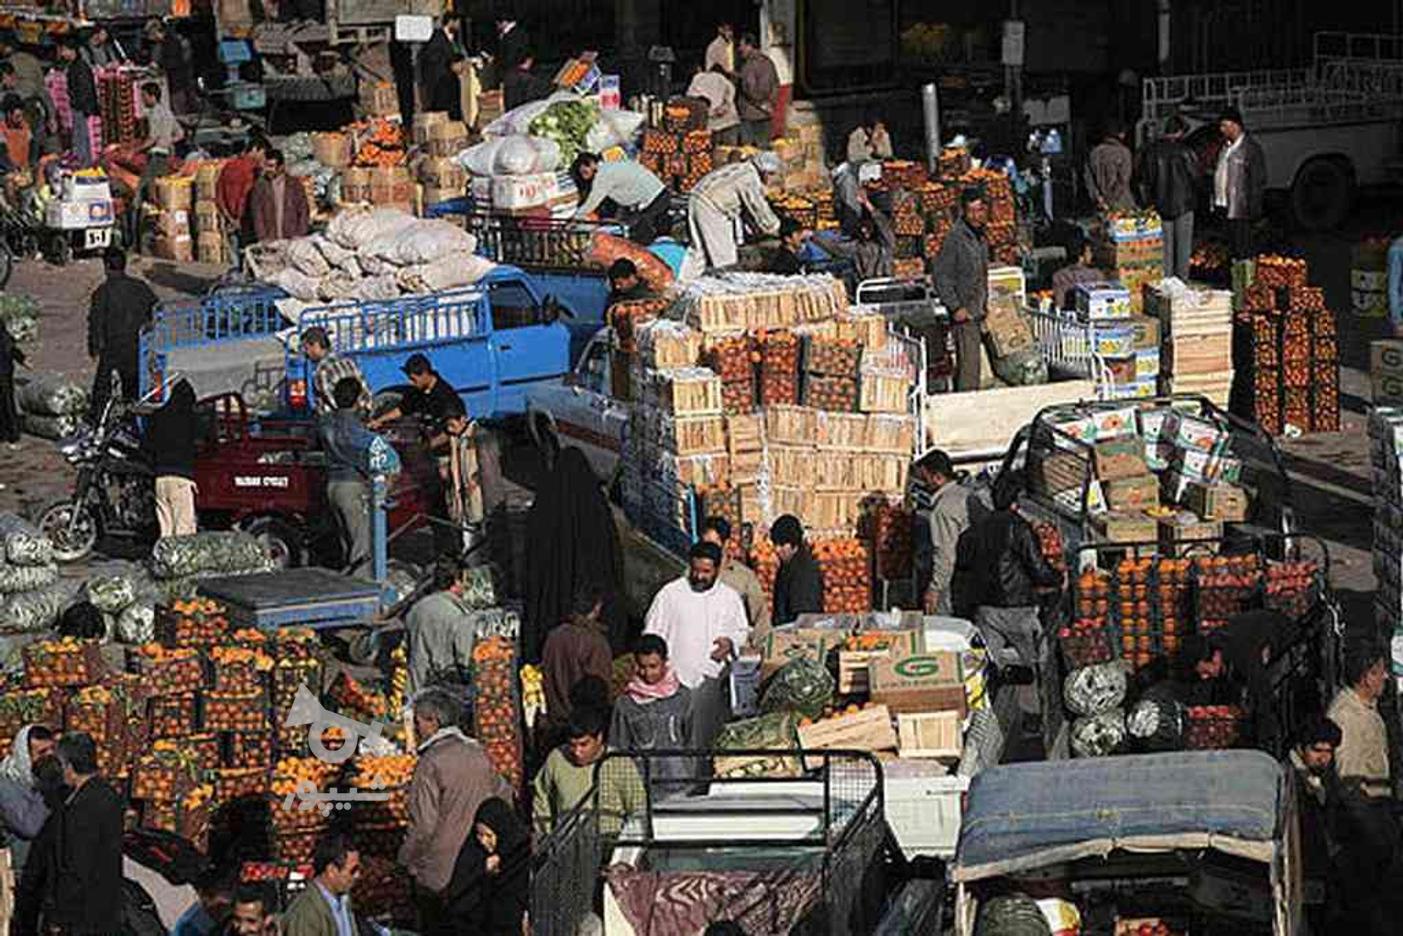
<box><xmin>139</xmin><ymin>285</ymin><xmax>289</xmax><ymax>399</ymax></box>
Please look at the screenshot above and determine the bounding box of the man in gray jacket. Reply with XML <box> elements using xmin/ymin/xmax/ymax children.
<box><xmin>318</xmin><ymin>377</ymin><xmax>377</xmax><ymax>577</ymax></box>
<box><xmin>933</xmin><ymin>188</ymin><xmax>991</xmax><ymax>392</ymax></box>
<box><xmin>735</xmin><ymin>33</ymin><xmax>778</xmax><ymax>148</ymax></box>
<box><xmin>912</xmin><ymin>449</ymin><xmax>986</xmax><ymax>615</ymax></box>
<box><xmin>1214</xmin><ymin>107</ymin><xmax>1266</xmax><ymax>259</ymax></box>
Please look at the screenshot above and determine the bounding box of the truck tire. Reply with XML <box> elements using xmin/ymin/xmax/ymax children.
<box><xmin>1291</xmin><ymin>157</ymin><xmax>1353</xmax><ymax>231</ymax></box>
<box><xmin>242</xmin><ymin>517</ymin><xmax>305</xmax><ymax>569</ymax></box>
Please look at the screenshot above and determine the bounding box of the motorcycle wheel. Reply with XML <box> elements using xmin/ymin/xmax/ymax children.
<box><xmin>37</xmin><ymin>499</ymin><xmax>99</xmax><ymax>562</ymax></box>
<box><xmin>0</xmin><ymin>242</ymin><xmax>13</xmax><ymax>289</ymax></box>
<box><xmin>241</xmin><ymin>517</ymin><xmax>305</xmax><ymax>569</ymax></box>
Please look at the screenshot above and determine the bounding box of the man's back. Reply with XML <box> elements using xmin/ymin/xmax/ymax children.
<box><xmin>401</xmin><ymin>732</ymin><xmax>509</xmax><ymax>892</ymax></box>
<box><xmin>405</xmin><ymin>590</ymin><xmax>475</xmax><ymax>693</ymax></box>
<box><xmin>49</xmin><ymin>777</ymin><xmax>124</xmax><ymax>932</ymax></box>
<box><xmin>282</xmin><ymin>883</ymin><xmax>337</xmax><ymax>936</ymax></box>
<box><xmin>89</xmin><ymin>272</ymin><xmax>157</xmax><ymax>361</ymax></box>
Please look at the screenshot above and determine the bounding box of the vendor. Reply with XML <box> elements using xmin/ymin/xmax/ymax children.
<box><xmin>300</xmin><ymin>325</ymin><xmax>371</xmax><ymax>417</ymax></box>
<box><xmin>1178</xmin><ymin>608</ymin><xmax>1287</xmax><ymax>751</ymax></box>
<box><xmin>319</xmin><ymin>377</ymin><xmax>377</xmax><ymax>578</ymax></box>
<box><xmin>216</xmin><ymin>136</ymin><xmax>267</xmax><ymax>262</ymax></box>
<box><xmin>0</xmin><ymin>94</ymin><xmax>33</xmax><ymax>173</ymax></box>
<box><xmin>134</xmin><ymin>82</ymin><xmax>182</xmax><ymax>244</ymax></box>
<box><xmin>607</xmin><ymin>258</ymin><xmax>653</xmax><ymax>305</ymax></box>
<box><xmin>369</xmin><ymin>353</ymin><xmax>463</xmax><ymax>454</ymax></box>
<box><xmin>830</xmin><ymin>160</ymin><xmax>871</xmax><ymax>238</ymax></box>
<box><xmin>0</xmin><ymin>33</ymin><xmax>54</xmax><ymax>151</ymax></box>
<box><xmin>770</xmin><ymin>514</ymin><xmax>823</xmax><ymax>626</ymax></box>
<box><xmin>911</xmin><ymin>449</ymin><xmax>984</xmax><ymax>616</ymax></box>
<box><xmin>144</xmin><ymin>19</ymin><xmax>194</xmax><ymax>115</ymax></box>
<box><xmin>700</xmin><ymin>516</ymin><xmax>770</xmax><ymax>641</ymax></box>
<box><xmin>1050</xmin><ymin>229</ymin><xmax>1104</xmax><ymax>311</ymax></box>
<box><xmin>57</xmin><ymin>38</ymin><xmax>98</xmax><ymax>167</ymax></box>
<box><xmin>81</xmin><ymin>25</ymin><xmax>125</xmax><ymax>68</ymax></box>
<box><xmin>686</xmin><ymin>61</ymin><xmax>739</xmax><ymax>147</ymax></box>
<box><xmin>846</xmin><ymin>114</ymin><xmax>893</xmax><ymax>165</ymax></box>
<box><xmin>405</xmin><ymin>557</ymin><xmax>479</xmax><ymax>695</ymax></box>
<box><xmin>418</xmin><ymin>17</ymin><xmax>466</xmax><ymax>120</ymax></box>
<box><xmin>771</xmin><ymin>217</ymin><xmax>811</xmax><ymax>275</ymax></box>
<box><xmin>933</xmin><ymin>187</ymin><xmax>991</xmax><ymax>392</ymax></box>
<box><xmin>816</xmin><ymin>205</ymin><xmax>895</xmax><ymax>281</ymax></box>
<box><xmin>249</xmin><ymin>149</ymin><xmax>310</xmax><ymax>243</ymax></box>
<box><xmin>687</xmin><ymin>152</ymin><xmax>783</xmax><ymax>270</ymax></box>
<box><xmin>571</xmin><ymin>153</ymin><xmax>670</xmax><ymax>246</ymax></box>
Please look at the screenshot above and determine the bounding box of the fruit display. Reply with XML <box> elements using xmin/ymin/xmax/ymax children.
<box><xmin>215</xmin><ymin>767</ymin><xmax>271</xmax><ymax>804</ymax></box>
<box><xmin>150</xmin><ymin>692</ymin><xmax>199</xmax><ymax>738</ymax></box>
<box><xmin>211</xmin><ymin>646</ymin><xmax>274</xmax><ymax>694</ymax></box>
<box><xmin>273</xmin><ymin>628</ymin><xmax>320</xmax><ymax>659</ymax></box>
<box><xmin>813</xmin><ymin>539</ymin><xmax>872</xmax><ymax>614</ymax></box>
<box><xmin>327</xmin><ymin>671</ymin><xmax>389</xmax><ymax>722</ymax></box>
<box><xmin>1264</xmin><ymin>560</ymin><xmax>1318</xmax><ymax>618</ymax></box>
<box><xmin>1057</xmin><ymin>619</ymin><xmax>1113</xmax><ymax>667</ymax></box>
<box><xmin>1193</xmin><ymin>554</ymin><xmax>1260</xmax><ymax>632</ymax></box>
<box><xmin>226</xmin><ymin>732</ymin><xmax>274</xmax><ymax>770</ymax></box>
<box><xmin>387</xmin><ymin>645</ymin><xmax>408</xmax><ymax>717</ymax></box>
<box><xmin>140</xmin><ymin>784</ymin><xmax>214</xmax><ymax>852</ymax></box>
<box><xmin>758</xmin><ymin>330</ymin><xmax>800</xmax><ymax>406</ymax></box>
<box><xmin>23</xmin><ymin>638</ymin><xmax>106</xmax><ymax>688</ymax></box>
<box><xmin>1252</xmin><ymin>254</ymin><xmax>1308</xmax><ymax>289</ymax></box>
<box><xmin>187</xmin><ymin>733</ymin><xmax>222</xmax><ymax>771</ymax></box>
<box><xmin>802</xmin><ymin>374</ymin><xmax>859</xmax><ymax>412</ymax></box>
<box><xmin>890</xmin><ymin>189</ymin><xmax>924</xmax><ymax>236</ymax></box>
<box><xmin>1183</xmin><ymin>705</ymin><xmax>1243</xmax><ymax>749</ymax></box>
<box><xmin>802</xmin><ymin>336</ymin><xmax>863</xmax><ymax>379</ymax></box>
<box><xmin>471</xmin><ymin>636</ymin><xmax>523</xmax><ymax>792</ymax></box>
<box><xmin>863</xmin><ymin>499</ymin><xmax>912</xmax><ymax>581</ymax></box>
<box><xmin>1032</xmin><ymin>521</ymin><xmax>1065</xmax><ymax>571</ymax></box>
<box><xmin>202</xmin><ymin>689</ymin><xmax>270</xmax><ymax>733</ymax></box>
<box><xmin>639</xmin><ymin>124</ymin><xmax>714</xmax><ymax>192</ymax></box>
<box><xmin>132</xmin><ymin>644</ymin><xmax>204</xmax><ymax>696</ymax></box>
<box><xmin>156</xmin><ymin>598</ymin><xmax>230</xmax><ymax>647</ymax></box>
<box><xmin>0</xmin><ymin>688</ymin><xmax>63</xmax><ymax>740</ymax></box>
<box><xmin>349</xmin><ymin>755</ymin><xmax>416</xmax><ymax>825</ymax></box>
<box><xmin>65</xmin><ymin>685</ymin><xmax>127</xmax><ymax>744</ymax></box>
<box><xmin>1114</xmin><ymin>919</ymin><xmax>1183</xmax><ymax>936</ymax></box>
<box><xmin>353</xmin><ymin>855</ymin><xmax>415</xmax><ymax>926</ymax></box>
<box><xmin>131</xmin><ymin>745</ymin><xmax>203</xmax><ymax>802</ymax></box>
<box><xmin>274</xmin><ymin>829</ymin><xmax>321</xmax><ymax>864</ymax></box>
<box><xmin>1074</xmin><ymin>558</ymin><xmax>1190</xmax><ymax>669</ymax></box>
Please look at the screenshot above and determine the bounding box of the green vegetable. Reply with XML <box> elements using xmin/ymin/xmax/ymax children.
<box><xmin>528</xmin><ymin>99</ymin><xmax>600</xmax><ymax>165</ymax></box>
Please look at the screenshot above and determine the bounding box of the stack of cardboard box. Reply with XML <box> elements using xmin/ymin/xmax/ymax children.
<box><xmin>151</xmin><ymin>176</ymin><xmax>193</xmax><ymax>262</ymax></box>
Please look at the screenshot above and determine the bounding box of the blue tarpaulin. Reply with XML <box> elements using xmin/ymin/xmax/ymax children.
<box><xmin>954</xmin><ymin>750</ymin><xmax>1285</xmax><ymax>882</ymax></box>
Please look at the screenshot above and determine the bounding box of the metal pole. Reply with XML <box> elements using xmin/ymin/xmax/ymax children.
<box><xmin>921</xmin><ymin>82</ymin><xmax>941</xmax><ymax>173</ymax></box>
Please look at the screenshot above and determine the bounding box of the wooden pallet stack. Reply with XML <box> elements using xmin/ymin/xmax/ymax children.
<box><xmin>1144</xmin><ymin>280</ymin><xmax>1233</xmax><ymax>408</ymax></box>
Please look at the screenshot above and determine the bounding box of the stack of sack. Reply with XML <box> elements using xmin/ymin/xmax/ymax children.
<box><xmin>244</xmin><ymin>207</ymin><xmax>495</xmax><ymax>313</ymax></box>
<box><xmin>82</xmin><ymin>560</ymin><xmax>158</xmax><ymax>643</ymax></box>
<box><xmin>17</xmin><ymin>375</ymin><xmax>88</xmax><ymax>439</ymax></box>
<box><xmin>0</xmin><ymin>513</ymin><xmax>69</xmax><ymax>631</ymax></box>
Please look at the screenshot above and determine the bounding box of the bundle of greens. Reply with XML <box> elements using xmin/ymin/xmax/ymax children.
<box><xmin>0</xmin><ymin>294</ymin><xmax>39</xmax><ymax>344</ymax></box>
<box><xmin>528</xmin><ymin>99</ymin><xmax>600</xmax><ymax>166</ymax></box>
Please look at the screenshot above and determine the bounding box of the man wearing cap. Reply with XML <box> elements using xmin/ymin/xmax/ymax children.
<box><xmin>301</xmin><ymin>325</ymin><xmax>371</xmax><ymax>417</ymax></box>
<box><xmin>644</xmin><ymin>540</ymin><xmax>750</xmax><ymax>750</ymax></box>
<box><xmin>687</xmin><ymin>153</ymin><xmax>783</xmax><ymax>271</ymax></box>
<box><xmin>933</xmin><ymin>188</ymin><xmax>991</xmax><ymax>392</ymax></box>
<box><xmin>1214</xmin><ymin>107</ymin><xmax>1266</xmax><ymax>260</ymax></box>
<box><xmin>769</xmin><ymin>514</ymin><xmax>823</xmax><ymax>627</ymax></box>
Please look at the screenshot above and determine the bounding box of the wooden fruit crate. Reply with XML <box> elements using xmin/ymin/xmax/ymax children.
<box><xmin>768</xmin><ymin>446</ymin><xmax>814</xmax><ymax>488</ymax></box>
<box><xmin>150</xmin><ymin>693</ymin><xmax>199</xmax><ymax>738</ymax></box>
<box><xmin>637</xmin><ymin>319</ymin><xmax>701</xmax><ymax>369</ymax></box>
<box><xmin>836</xmin><ymin>313</ymin><xmax>887</xmax><ymax>352</ymax></box>
<box><xmin>731</xmin><ymin>450</ymin><xmax>764</xmax><ymax>485</ymax></box>
<box><xmin>226</xmin><ymin>732</ymin><xmax>274</xmax><ymax>770</ymax></box>
<box><xmin>23</xmin><ymin>641</ymin><xmax>105</xmax><ymax>689</ymax></box>
<box><xmin>0</xmin><ymin>688</ymin><xmax>63</xmax><ymax>740</ymax></box>
<box><xmin>865</xmin><ymin>414</ymin><xmax>915</xmax><ymax>454</ymax></box>
<box><xmin>725</xmin><ymin>412</ymin><xmax>763</xmax><ymax>454</ymax></box>
<box><xmin>214</xmin><ymin>767</ymin><xmax>271</xmax><ymax>804</ymax></box>
<box><xmin>658</xmin><ymin>415</ymin><xmax>727</xmax><ymax>456</ymax></box>
<box><xmin>651</xmin><ymin>368</ymin><xmax>723</xmax><ymax>416</ymax></box>
<box><xmin>795</xmin><ymin>706</ymin><xmax>899</xmax><ymax>770</ymax></box>
<box><xmin>802</xmin><ymin>336</ymin><xmax>863</xmax><ymax>378</ymax></box>
<box><xmin>860</xmin><ymin>373</ymin><xmax>909</xmax><ymax>414</ymax></box>
<box><xmin>201</xmin><ymin>690</ymin><xmax>270</xmax><ymax>733</ymax></box>
<box><xmin>131</xmin><ymin>751</ymin><xmax>202</xmax><ymax>803</ymax></box>
<box><xmin>129</xmin><ymin>649</ymin><xmax>204</xmax><ymax>697</ymax></box>
<box><xmin>896</xmin><ymin>711</ymin><xmax>963</xmax><ymax>761</ymax></box>
<box><xmin>764</xmin><ymin>405</ymin><xmax>817</xmax><ymax>446</ymax></box>
<box><xmin>814</xmin><ymin>411</ymin><xmax>867</xmax><ymax>449</ymax></box>
<box><xmin>856</xmin><ymin>453</ymin><xmax>910</xmax><ymax>492</ymax></box>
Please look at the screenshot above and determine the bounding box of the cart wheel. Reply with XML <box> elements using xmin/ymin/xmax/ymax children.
<box><xmin>45</xmin><ymin>234</ymin><xmax>71</xmax><ymax>266</ymax></box>
<box><xmin>242</xmin><ymin>517</ymin><xmax>305</xmax><ymax>569</ymax></box>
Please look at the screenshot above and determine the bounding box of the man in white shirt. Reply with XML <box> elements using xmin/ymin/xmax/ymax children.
<box><xmin>687</xmin><ymin>62</ymin><xmax>739</xmax><ymax>146</ymax></box>
<box><xmin>134</xmin><ymin>81</ymin><xmax>182</xmax><ymax>252</ymax></box>
<box><xmin>704</xmin><ymin>23</ymin><xmax>734</xmax><ymax>76</ymax></box>
<box><xmin>1213</xmin><ymin>106</ymin><xmax>1266</xmax><ymax>260</ymax></box>
<box><xmin>644</xmin><ymin>540</ymin><xmax>749</xmax><ymax>749</ymax></box>
<box><xmin>571</xmin><ymin>152</ymin><xmax>670</xmax><ymax>244</ymax></box>
<box><xmin>687</xmin><ymin>152</ymin><xmax>783</xmax><ymax>270</ymax></box>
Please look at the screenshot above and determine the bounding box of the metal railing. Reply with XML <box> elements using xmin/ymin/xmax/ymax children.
<box><xmin>1026</xmin><ymin>306</ymin><xmax>1115</xmax><ymax>393</ymax></box>
<box><xmin>530</xmin><ymin>749</ymin><xmax>886</xmax><ymax>936</ymax></box>
<box><xmin>298</xmin><ymin>287</ymin><xmax>490</xmax><ymax>355</ymax></box>
<box><xmin>467</xmin><ymin>212</ymin><xmax>618</xmax><ymax>270</ymax></box>
<box><xmin>143</xmin><ymin>285</ymin><xmax>288</xmax><ymax>352</ymax></box>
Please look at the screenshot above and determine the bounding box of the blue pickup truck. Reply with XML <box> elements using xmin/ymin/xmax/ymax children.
<box><xmin>139</xmin><ymin>266</ymin><xmax>571</xmax><ymax>419</ymax></box>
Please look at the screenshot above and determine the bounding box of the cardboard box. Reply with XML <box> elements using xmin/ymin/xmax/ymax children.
<box><xmin>1165</xmin><ymin>412</ymin><xmax>1227</xmax><ymax>454</ymax></box>
<box><xmin>869</xmin><ymin>651</ymin><xmax>965</xmax><ymax>716</ymax></box>
<box><xmin>983</xmin><ymin>295</ymin><xmax>1035</xmax><ymax>357</ymax></box>
<box><xmin>45</xmin><ymin>199</ymin><xmax>113</xmax><ymax>228</ymax></box>
<box><xmin>1089</xmin><ymin>321</ymin><xmax>1136</xmax><ymax>357</ymax></box>
<box><xmin>1103</xmin><ymin>473</ymin><xmax>1160</xmax><ymax>512</ymax></box>
<box><xmin>1182</xmin><ymin>481</ymin><xmax>1250</xmax><ymax>522</ymax></box>
<box><xmin>1092</xmin><ymin>510</ymin><xmax>1157</xmax><ymax>544</ymax></box>
<box><xmin>836</xmin><ymin>629</ymin><xmax>925</xmax><ymax>694</ymax></box>
<box><xmin>1093</xmin><ymin>437</ymin><xmax>1148</xmax><ymax>481</ymax></box>
<box><xmin>1158</xmin><ymin>512</ymin><xmax>1223</xmax><ymax>554</ymax></box>
<box><xmin>1131</xmin><ymin>315</ymin><xmax>1161</xmax><ymax>349</ymax></box>
<box><xmin>1075</xmin><ymin>282</ymin><xmax>1132</xmax><ymax>319</ymax></box>
<box><xmin>1136</xmin><ymin>347</ymin><xmax>1161</xmax><ymax>379</ymax></box>
<box><xmin>729</xmin><ymin>654</ymin><xmax>762</xmax><ymax>718</ymax></box>
<box><xmin>760</xmin><ymin>629</ymin><xmax>837</xmax><ymax>679</ymax></box>
<box><xmin>490</xmin><ymin>172</ymin><xmax>558</xmax><ymax>210</ymax></box>
<box><xmin>1373</xmin><ymin>339</ymin><xmax>1403</xmax><ymax>403</ymax></box>
<box><xmin>796</xmin><ymin>705</ymin><xmax>899</xmax><ymax>769</ymax></box>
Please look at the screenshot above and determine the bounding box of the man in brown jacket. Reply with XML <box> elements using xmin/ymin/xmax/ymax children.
<box><xmin>700</xmin><ymin>516</ymin><xmax>771</xmax><ymax>643</ymax></box>
<box><xmin>399</xmin><ymin>688</ymin><xmax>512</xmax><ymax>932</ymax></box>
<box><xmin>735</xmin><ymin>32</ymin><xmax>777</xmax><ymax>148</ymax></box>
<box><xmin>248</xmin><ymin>148</ymin><xmax>310</xmax><ymax>243</ymax></box>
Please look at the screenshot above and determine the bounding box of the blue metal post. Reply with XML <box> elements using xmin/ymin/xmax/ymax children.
<box><xmin>367</xmin><ymin>435</ymin><xmax>401</xmax><ymax>607</ymax></box>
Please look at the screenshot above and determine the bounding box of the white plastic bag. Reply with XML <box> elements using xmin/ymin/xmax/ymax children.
<box><xmin>585</xmin><ymin>109</ymin><xmax>646</xmax><ymax>152</ymax></box>
<box><xmin>326</xmin><ymin>206</ymin><xmax>418</xmax><ymax>250</ymax></box>
<box><xmin>461</xmin><ymin>138</ymin><xmax>505</xmax><ymax>176</ymax></box>
<box><xmin>397</xmin><ymin>254</ymin><xmax>496</xmax><ymax>293</ymax></box>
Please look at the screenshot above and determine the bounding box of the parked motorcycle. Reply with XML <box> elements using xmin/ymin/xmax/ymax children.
<box><xmin>36</xmin><ymin>374</ymin><xmax>159</xmax><ymax>562</ymax></box>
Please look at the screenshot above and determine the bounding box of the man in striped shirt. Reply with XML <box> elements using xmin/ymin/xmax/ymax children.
<box><xmin>301</xmin><ymin>326</ymin><xmax>371</xmax><ymax>416</ymax></box>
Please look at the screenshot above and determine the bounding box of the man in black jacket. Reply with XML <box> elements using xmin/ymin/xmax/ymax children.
<box><xmin>1136</xmin><ymin>115</ymin><xmax>1199</xmax><ymax>280</ymax></box>
<box><xmin>142</xmin><ymin>379</ymin><xmax>198</xmax><ymax>539</ymax></box>
<box><xmin>0</xmin><ymin>315</ymin><xmax>23</xmax><ymax>448</ymax></box>
<box><xmin>954</xmin><ymin>471</ymin><xmax>1062</xmax><ymax>712</ymax></box>
<box><xmin>56</xmin><ymin>38</ymin><xmax>97</xmax><ymax>166</ymax></box>
<box><xmin>770</xmin><ymin>514</ymin><xmax>823</xmax><ymax>626</ymax></box>
<box><xmin>31</xmin><ymin>732</ymin><xmax>123</xmax><ymax>935</ymax></box>
<box><xmin>418</xmin><ymin>17</ymin><xmax>465</xmax><ymax>120</ymax></box>
<box><xmin>87</xmin><ymin>246</ymin><xmax>159</xmax><ymax>423</ymax></box>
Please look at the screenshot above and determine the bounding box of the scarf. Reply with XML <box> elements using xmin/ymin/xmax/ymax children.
<box><xmin>417</xmin><ymin>724</ymin><xmax>472</xmax><ymax>754</ymax></box>
<box><xmin>625</xmin><ymin>665</ymin><xmax>681</xmax><ymax>703</ymax></box>
<box><xmin>0</xmin><ymin>725</ymin><xmax>35</xmax><ymax>787</ymax></box>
